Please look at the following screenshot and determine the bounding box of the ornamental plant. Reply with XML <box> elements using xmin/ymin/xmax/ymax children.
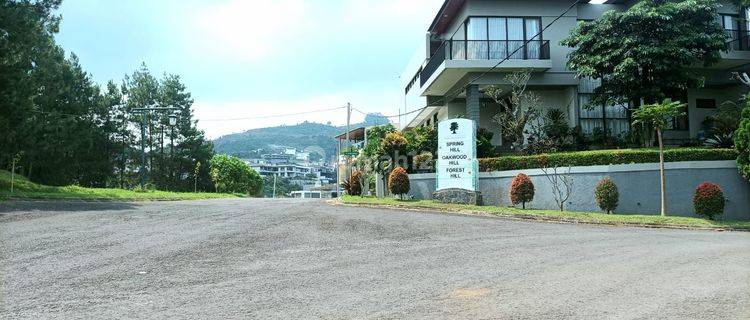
<box><xmin>736</xmin><ymin>99</ymin><xmax>750</xmax><ymax>180</ymax></box>
<box><xmin>388</xmin><ymin>167</ymin><xmax>410</xmax><ymax>199</ymax></box>
<box><xmin>509</xmin><ymin>173</ymin><xmax>534</xmax><ymax>209</ymax></box>
<box><xmin>209</xmin><ymin>154</ymin><xmax>263</xmax><ymax>195</ymax></box>
<box><xmin>594</xmin><ymin>178</ymin><xmax>619</xmax><ymax>214</ymax></box>
<box><xmin>632</xmin><ymin>100</ymin><xmax>686</xmax><ymax>216</ymax></box>
<box><xmin>344</xmin><ymin>170</ymin><xmax>363</xmax><ymax>196</ymax></box>
<box><xmin>693</xmin><ymin>182</ymin><xmax>725</xmax><ymax>220</ymax></box>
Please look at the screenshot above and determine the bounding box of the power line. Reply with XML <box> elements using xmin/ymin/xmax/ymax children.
<box><xmin>352</xmin><ymin>106</ymin><xmax>427</xmax><ymax>119</ymax></box>
<box><xmin>199</xmin><ymin>106</ymin><xmax>347</xmax><ymax>122</ymax></box>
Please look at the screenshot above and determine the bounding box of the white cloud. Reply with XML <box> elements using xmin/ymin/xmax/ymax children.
<box><xmin>186</xmin><ymin>0</ymin><xmax>311</xmax><ymax>61</ymax></box>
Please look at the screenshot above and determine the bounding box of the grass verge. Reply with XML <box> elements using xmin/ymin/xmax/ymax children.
<box><xmin>0</xmin><ymin>170</ymin><xmax>237</xmax><ymax>201</ymax></box>
<box><xmin>339</xmin><ymin>195</ymin><xmax>750</xmax><ymax>231</ymax></box>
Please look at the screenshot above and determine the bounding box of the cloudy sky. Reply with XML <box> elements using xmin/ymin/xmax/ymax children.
<box><xmin>54</xmin><ymin>0</ymin><xmax>444</xmax><ymax>139</ymax></box>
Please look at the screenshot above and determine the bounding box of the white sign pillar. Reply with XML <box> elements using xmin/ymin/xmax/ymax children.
<box><xmin>436</xmin><ymin>119</ymin><xmax>478</xmax><ymax>191</ymax></box>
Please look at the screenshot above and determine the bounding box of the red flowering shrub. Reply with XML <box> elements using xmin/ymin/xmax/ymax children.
<box><xmin>594</xmin><ymin>178</ymin><xmax>619</xmax><ymax>214</ymax></box>
<box><xmin>693</xmin><ymin>182</ymin><xmax>725</xmax><ymax>220</ymax></box>
<box><xmin>509</xmin><ymin>173</ymin><xmax>534</xmax><ymax>209</ymax></box>
<box><xmin>388</xmin><ymin>167</ymin><xmax>410</xmax><ymax>199</ymax></box>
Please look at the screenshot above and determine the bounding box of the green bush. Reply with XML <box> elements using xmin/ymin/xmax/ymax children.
<box><xmin>736</xmin><ymin>102</ymin><xmax>750</xmax><ymax>180</ymax></box>
<box><xmin>693</xmin><ymin>182</ymin><xmax>725</xmax><ymax>220</ymax></box>
<box><xmin>388</xmin><ymin>167</ymin><xmax>410</xmax><ymax>199</ymax></box>
<box><xmin>509</xmin><ymin>173</ymin><xmax>534</xmax><ymax>209</ymax></box>
<box><xmin>209</xmin><ymin>154</ymin><xmax>263</xmax><ymax>195</ymax></box>
<box><xmin>594</xmin><ymin>178</ymin><xmax>619</xmax><ymax>214</ymax></box>
<box><xmin>479</xmin><ymin>148</ymin><xmax>737</xmax><ymax>172</ymax></box>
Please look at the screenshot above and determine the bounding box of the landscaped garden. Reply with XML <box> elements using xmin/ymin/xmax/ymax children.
<box><xmin>339</xmin><ymin>195</ymin><xmax>750</xmax><ymax>231</ymax></box>
<box><xmin>337</xmin><ymin>1</ymin><xmax>750</xmax><ymax>226</ymax></box>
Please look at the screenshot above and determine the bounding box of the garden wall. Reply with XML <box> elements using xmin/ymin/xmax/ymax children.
<box><xmin>408</xmin><ymin>160</ymin><xmax>750</xmax><ymax>220</ymax></box>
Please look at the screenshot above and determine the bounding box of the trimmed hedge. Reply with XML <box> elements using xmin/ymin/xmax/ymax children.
<box><xmin>479</xmin><ymin>148</ymin><xmax>738</xmax><ymax>172</ymax></box>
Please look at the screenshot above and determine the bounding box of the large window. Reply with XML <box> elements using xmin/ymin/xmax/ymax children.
<box><xmin>718</xmin><ymin>11</ymin><xmax>750</xmax><ymax>51</ymax></box>
<box><xmin>578</xmin><ymin>78</ymin><xmax>629</xmax><ymax>136</ymax></box>
<box><xmin>452</xmin><ymin>17</ymin><xmax>543</xmax><ymax>60</ymax></box>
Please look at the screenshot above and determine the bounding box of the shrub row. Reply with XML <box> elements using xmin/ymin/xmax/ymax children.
<box><xmin>479</xmin><ymin>148</ymin><xmax>738</xmax><ymax>172</ymax></box>
<box><xmin>509</xmin><ymin>173</ymin><xmax>726</xmax><ymax>219</ymax></box>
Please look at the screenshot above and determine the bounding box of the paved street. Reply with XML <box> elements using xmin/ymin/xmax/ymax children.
<box><xmin>1</xmin><ymin>199</ymin><xmax>749</xmax><ymax>319</ymax></box>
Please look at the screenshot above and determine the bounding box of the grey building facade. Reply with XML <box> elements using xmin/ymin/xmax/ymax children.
<box><xmin>401</xmin><ymin>0</ymin><xmax>750</xmax><ymax>146</ymax></box>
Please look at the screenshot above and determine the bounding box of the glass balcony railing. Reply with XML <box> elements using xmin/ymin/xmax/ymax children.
<box><xmin>726</xmin><ymin>29</ymin><xmax>750</xmax><ymax>51</ymax></box>
<box><xmin>420</xmin><ymin>39</ymin><xmax>550</xmax><ymax>86</ymax></box>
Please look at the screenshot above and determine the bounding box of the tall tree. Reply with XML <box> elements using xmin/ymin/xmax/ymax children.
<box><xmin>122</xmin><ymin>63</ymin><xmax>160</xmax><ymax>187</ymax></box>
<box><xmin>561</xmin><ymin>0</ymin><xmax>726</xmax><ymax>106</ymax></box>
<box><xmin>161</xmin><ymin>74</ymin><xmax>214</xmax><ymax>191</ymax></box>
<box><xmin>0</xmin><ymin>0</ymin><xmax>62</xmax><ymax>170</ymax></box>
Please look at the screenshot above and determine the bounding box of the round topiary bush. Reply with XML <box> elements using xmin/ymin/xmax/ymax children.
<box><xmin>388</xmin><ymin>167</ymin><xmax>410</xmax><ymax>199</ymax></box>
<box><xmin>509</xmin><ymin>173</ymin><xmax>534</xmax><ymax>209</ymax></box>
<box><xmin>693</xmin><ymin>182</ymin><xmax>725</xmax><ymax>220</ymax></box>
<box><xmin>594</xmin><ymin>177</ymin><xmax>619</xmax><ymax>214</ymax></box>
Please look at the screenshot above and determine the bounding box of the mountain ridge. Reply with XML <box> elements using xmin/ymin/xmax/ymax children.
<box><xmin>212</xmin><ymin>113</ymin><xmax>390</xmax><ymax>161</ymax></box>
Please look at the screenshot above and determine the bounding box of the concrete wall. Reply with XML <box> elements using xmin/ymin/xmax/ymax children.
<box><xmin>409</xmin><ymin>160</ymin><xmax>750</xmax><ymax>220</ymax></box>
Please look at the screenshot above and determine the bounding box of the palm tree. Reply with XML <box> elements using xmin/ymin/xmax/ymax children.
<box><xmin>632</xmin><ymin>100</ymin><xmax>685</xmax><ymax>216</ymax></box>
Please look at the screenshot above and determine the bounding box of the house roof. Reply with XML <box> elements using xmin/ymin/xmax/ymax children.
<box><xmin>428</xmin><ymin>0</ymin><xmax>628</xmax><ymax>34</ymax></box>
<box><xmin>334</xmin><ymin>127</ymin><xmax>366</xmax><ymax>141</ymax></box>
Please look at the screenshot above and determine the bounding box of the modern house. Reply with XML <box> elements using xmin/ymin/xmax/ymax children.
<box><xmin>400</xmin><ymin>0</ymin><xmax>750</xmax><ymax>146</ymax></box>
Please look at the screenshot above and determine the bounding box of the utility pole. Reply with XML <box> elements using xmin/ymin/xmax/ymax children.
<box><xmin>133</xmin><ymin>106</ymin><xmax>179</xmax><ymax>190</ymax></box>
<box><xmin>272</xmin><ymin>174</ymin><xmax>277</xmax><ymax>199</ymax></box>
<box><xmin>336</xmin><ymin>140</ymin><xmax>341</xmax><ymax>198</ymax></box>
<box><xmin>345</xmin><ymin>102</ymin><xmax>351</xmax><ymax>184</ymax></box>
<box><xmin>139</xmin><ymin>111</ymin><xmax>148</xmax><ymax>189</ymax></box>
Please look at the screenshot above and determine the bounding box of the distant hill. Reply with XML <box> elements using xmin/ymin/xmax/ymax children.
<box><xmin>213</xmin><ymin>113</ymin><xmax>390</xmax><ymax>162</ymax></box>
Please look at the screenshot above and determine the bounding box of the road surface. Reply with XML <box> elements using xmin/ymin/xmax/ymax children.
<box><xmin>2</xmin><ymin>199</ymin><xmax>749</xmax><ymax>319</ymax></box>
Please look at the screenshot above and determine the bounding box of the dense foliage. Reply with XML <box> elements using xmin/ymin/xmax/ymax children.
<box><xmin>0</xmin><ymin>1</ymin><xmax>213</xmax><ymax>191</ymax></box>
<box><xmin>594</xmin><ymin>178</ymin><xmax>619</xmax><ymax>214</ymax></box>
<box><xmin>693</xmin><ymin>182</ymin><xmax>725</xmax><ymax>220</ymax></box>
<box><xmin>476</xmin><ymin>128</ymin><xmax>496</xmax><ymax>158</ymax></box>
<box><xmin>262</xmin><ymin>175</ymin><xmax>302</xmax><ymax>198</ymax></box>
<box><xmin>562</xmin><ymin>0</ymin><xmax>726</xmax><ymax>106</ymax></box>
<box><xmin>509</xmin><ymin>173</ymin><xmax>534</xmax><ymax>209</ymax></box>
<box><xmin>736</xmin><ymin>99</ymin><xmax>750</xmax><ymax>180</ymax></box>
<box><xmin>525</xmin><ymin>109</ymin><xmax>581</xmax><ymax>154</ymax></box>
<box><xmin>388</xmin><ymin>167</ymin><xmax>410</xmax><ymax>198</ymax></box>
<box><xmin>479</xmin><ymin>148</ymin><xmax>737</xmax><ymax>172</ymax></box>
<box><xmin>404</xmin><ymin>125</ymin><xmax>438</xmax><ymax>157</ymax></box>
<box><xmin>703</xmin><ymin>102</ymin><xmax>742</xmax><ymax>148</ymax></box>
<box><xmin>380</xmin><ymin>131</ymin><xmax>409</xmax><ymax>170</ymax></box>
<box><xmin>209</xmin><ymin>154</ymin><xmax>262</xmax><ymax>195</ymax></box>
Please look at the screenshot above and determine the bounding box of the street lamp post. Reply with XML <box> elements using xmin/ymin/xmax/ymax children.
<box><xmin>132</xmin><ymin>106</ymin><xmax>180</xmax><ymax>190</ymax></box>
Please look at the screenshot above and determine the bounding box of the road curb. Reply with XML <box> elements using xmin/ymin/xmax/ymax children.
<box><xmin>329</xmin><ymin>200</ymin><xmax>749</xmax><ymax>232</ymax></box>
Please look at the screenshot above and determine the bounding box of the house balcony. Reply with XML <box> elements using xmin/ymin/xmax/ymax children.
<box><xmin>418</xmin><ymin>39</ymin><xmax>551</xmax><ymax>96</ymax></box>
<box><xmin>716</xmin><ymin>29</ymin><xmax>750</xmax><ymax>69</ymax></box>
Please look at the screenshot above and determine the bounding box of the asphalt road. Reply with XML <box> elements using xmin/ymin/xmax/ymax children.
<box><xmin>1</xmin><ymin>198</ymin><xmax>749</xmax><ymax>319</ymax></box>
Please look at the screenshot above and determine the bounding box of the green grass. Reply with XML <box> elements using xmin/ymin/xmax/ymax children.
<box><xmin>0</xmin><ymin>170</ymin><xmax>238</xmax><ymax>201</ymax></box>
<box><xmin>341</xmin><ymin>195</ymin><xmax>750</xmax><ymax>231</ymax></box>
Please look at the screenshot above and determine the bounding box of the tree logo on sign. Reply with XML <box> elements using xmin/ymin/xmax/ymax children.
<box><xmin>450</xmin><ymin>122</ymin><xmax>458</xmax><ymax>134</ymax></box>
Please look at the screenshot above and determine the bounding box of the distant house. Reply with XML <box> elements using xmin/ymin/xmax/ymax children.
<box><xmin>401</xmin><ymin>0</ymin><xmax>750</xmax><ymax>145</ymax></box>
